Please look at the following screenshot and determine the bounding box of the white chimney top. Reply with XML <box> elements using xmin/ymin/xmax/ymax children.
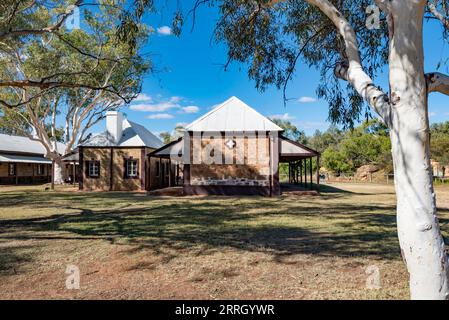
<box><xmin>106</xmin><ymin>111</ymin><xmax>124</xmax><ymax>144</ymax></box>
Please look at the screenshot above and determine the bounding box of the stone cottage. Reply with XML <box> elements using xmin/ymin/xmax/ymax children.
<box><xmin>78</xmin><ymin>111</ymin><xmax>169</xmax><ymax>191</ymax></box>
<box><xmin>150</xmin><ymin>96</ymin><xmax>320</xmax><ymax>196</ymax></box>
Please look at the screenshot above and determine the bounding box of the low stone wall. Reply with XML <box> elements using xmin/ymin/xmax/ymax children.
<box><xmin>190</xmin><ymin>176</ymin><xmax>269</xmax><ymax>187</ymax></box>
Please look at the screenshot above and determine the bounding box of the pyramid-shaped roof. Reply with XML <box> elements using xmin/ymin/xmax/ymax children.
<box><xmin>185</xmin><ymin>96</ymin><xmax>284</xmax><ymax>132</ymax></box>
<box><xmin>81</xmin><ymin>118</ymin><xmax>163</xmax><ymax>149</ymax></box>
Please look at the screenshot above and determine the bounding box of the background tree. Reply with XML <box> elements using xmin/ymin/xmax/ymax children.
<box><xmin>308</xmin><ymin>126</ymin><xmax>344</xmax><ymax>153</ymax></box>
<box><xmin>270</xmin><ymin>118</ymin><xmax>307</xmax><ymax>144</ymax></box>
<box><xmin>159</xmin><ymin>124</ymin><xmax>185</xmax><ymax>144</ymax></box>
<box><xmin>0</xmin><ymin>1</ymin><xmax>150</xmax><ymax>183</ymax></box>
<box><xmin>321</xmin><ymin>148</ymin><xmax>351</xmax><ymax>175</ymax></box>
<box><xmin>430</xmin><ymin>122</ymin><xmax>449</xmax><ymax>165</ymax></box>
<box><xmin>0</xmin><ymin>0</ymin><xmax>154</xmax><ymax>108</ymax></box>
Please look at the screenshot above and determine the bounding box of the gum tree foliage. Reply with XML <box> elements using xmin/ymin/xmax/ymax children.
<box><xmin>321</xmin><ymin>119</ymin><xmax>392</xmax><ymax>174</ymax></box>
<box><xmin>270</xmin><ymin>118</ymin><xmax>307</xmax><ymax>143</ymax></box>
<box><xmin>0</xmin><ymin>0</ymin><xmax>154</xmax><ymax>108</ymax></box>
<box><xmin>0</xmin><ymin>1</ymin><xmax>151</xmax><ymax>183</ymax></box>
<box><xmin>159</xmin><ymin>124</ymin><xmax>186</xmax><ymax>144</ymax></box>
<box><xmin>430</xmin><ymin>121</ymin><xmax>449</xmax><ymax>165</ymax></box>
<box><xmin>307</xmin><ymin>125</ymin><xmax>344</xmax><ymax>152</ymax></box>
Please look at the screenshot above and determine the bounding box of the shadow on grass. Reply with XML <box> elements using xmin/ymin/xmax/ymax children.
<box><xmin>1</xmin><ymin>187</ymin><xmax>448</xmax><ymax>274</ymax></box>
<box><xmin>0</xmin><ymin>200</ymin><xmax>415</xmax><ymax>262</ymax></box>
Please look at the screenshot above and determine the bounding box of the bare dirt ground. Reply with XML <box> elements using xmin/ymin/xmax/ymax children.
<box><xmin>0</xmin><ymin>182</ymin><xmax>448</xmax><ymax>300</ymax></box>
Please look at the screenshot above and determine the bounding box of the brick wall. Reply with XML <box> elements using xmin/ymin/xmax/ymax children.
<box><xmin>188</xmin><ymin>133</ymin><xmax>271</xmax><ymax>186</ymax></box>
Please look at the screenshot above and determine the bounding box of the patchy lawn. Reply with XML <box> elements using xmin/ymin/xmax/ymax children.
<box><xmin>0</xmin><ymin>183</ymin><xmax>448</xmax><ymax>300</ymax></box>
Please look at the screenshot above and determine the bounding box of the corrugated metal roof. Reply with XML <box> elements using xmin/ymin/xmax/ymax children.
<box><xmin>81</xmin><ymin>118</ymin><xmax>163</xmax><ymax>149</ymax></box>
<box><xmin>152</xmin><ymin>138</ymin><xmax>183</xmax><ymax>157</ymax></box>
<box><xmin>185</xmin><ymin>96</ymin><xmax>284</xmax><ymax>132</ymax></box>
<box><xmin>0</xmin><ymin>153</ymin><xmax>52</xmax><ymax>164</ymax></box>
<box><xmin>280</xmin><ymin>137</ymin><xmax>319</xmax><ymax>156</ymax></box>
<box><xmin>0</xmin><ymin>133</ymin><xmax>66</xmax><ymax>155</ymax></box>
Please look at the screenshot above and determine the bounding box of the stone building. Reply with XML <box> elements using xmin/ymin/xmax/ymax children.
<box><xmin>78</xmin><ymin>111</ymin><xmax>168</xmax><ymax>191</ymax></box>
<box><xmin>151</xmin><ymin>96</ymin><xmax>320</xmax><ymax>196</ymax></box>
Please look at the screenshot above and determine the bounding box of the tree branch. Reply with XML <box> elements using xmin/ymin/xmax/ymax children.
<box><xmin>0</xmin><ymin>0</ymin><xmax>84</xmax><ymax>41</ymax></box>
<box><xmin>428</xmin><ymin>2</ymin><xmax>449</xmax><ymax>31</ymax></box>
<box><xmin>265</xmin><ymin>0</ymin><xmax>392</xmax><ymax>125</ymax></box>
<box><xmin>426</xmin><ymin>72</ymin><xmax>449</xmax><ymax>95</ymax></box>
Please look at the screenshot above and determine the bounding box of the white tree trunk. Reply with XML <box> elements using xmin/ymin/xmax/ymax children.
<box><xmin>389</xmin><ymin>0</ymin><xmax>449</xmax><ymax>299</ymax></box>
<box><xmin>53</xmin><ymin>157</ymin><xmax>65</xmax><ymax>185</ymax></box>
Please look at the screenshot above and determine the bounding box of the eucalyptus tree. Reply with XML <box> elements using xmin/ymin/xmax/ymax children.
<box><xmin>0</xmin><ymin>1</ymin><xmax>150</xmax><ymax>183</ymax></box>
<box><xmin>165</xmin><ymin>0</ymin><xmax>449</xmax><ymax>299</ymax></box>
<box><xmin>0</xmin><ymin>0</ymin><xmax>154</xmax><ymax>108</ymax></box>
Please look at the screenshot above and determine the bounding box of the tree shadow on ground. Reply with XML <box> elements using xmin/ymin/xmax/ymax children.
<box><xmin>0</xmin><ymin>200</ymin><xmax>433</xmax><ymax>263</ymax></box>
<box><xmin>1</xmin><ymin>185</ymin><xmax>448</xmax><ymax>274</ymax></box>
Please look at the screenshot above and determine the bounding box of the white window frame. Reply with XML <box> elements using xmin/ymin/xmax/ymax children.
<box><xmin>37</xmin><ymin>164</ymin><xmax>44</xmax><ymax>175</ymax></box>
<box><xmin>126</xmin><ymin>159</ymin><xmax>138</xmax><ymax>178</ymax></box>
<box><xmin>88</xmin><ymin>161</ymin><xmax>99</xmax><ymax>177</ymax></box>
<box><xmin>9</xmin><ymin>163</ymin><xmax>16</xmax><ymax>176</ymax></box>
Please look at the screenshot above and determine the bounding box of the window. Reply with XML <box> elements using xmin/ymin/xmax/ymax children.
<box><xmin>126</xmin><ymin>159</ymin><xmax>138</xmax><ymax>178</ymax></box>
<box><xmin>37</xmin><ymin>164</ymin><xmax>44</xmax><ymax>175</ymax></box>
<box><xmin>8</xmin><ymin>163</ymin><xmax>16</xmax><ymax>176</ymax></box>
<box><xmin>87</xmin><ymin>161</ymin><xmax>100</xmax><ymax>177</ymax></box>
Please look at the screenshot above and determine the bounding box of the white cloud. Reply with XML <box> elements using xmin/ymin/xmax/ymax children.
<box><xmin>134</xmin><ymin>93</ymin><xmax>152</xmax><ymax>102</ymax></box>
<box><xmin>147</xmin><ymin>113</ymin><xmax>174</xmax><ymax>119</ymax></box>
<box><xmin>130</xmin><ymin>102</ymin><xmax>178</xmax><ymax>112</ymax></box>
<box><xmin>180</xmin><ymin>106</ymin><xmax>200</xmax><ymax>114</ymax></box>
<box><xmin>130</xmin><ymin>95</ymin><xmax>200</xmax><ymax>117</ymax></box>
<box><xmin>429</xmin><ymin>112</ymin><xmax>437</xmax><ymax>117</ymax></box>
<box><xmin>170</xmin><ymin>96</ymin><xmax>182</xmax><ymax>103</ymax></box>
<box><xmin>130</xmin><ymin>95</ymin><xmax>184</xmax><ymax>112</ymax></box>
<box><xmin>269</xmin><ymin>113</ymin><xmax>295</xmax><ymax>121</ymax></box>
<box><xmin>157</xmin><ymin>26</ymin><xmax>172</xmax><ymax>36</ymax></box>
<box><xmin>298</xmin><ymin>96</ymin><xmax>317</xmax><ymax>103</ymax></box>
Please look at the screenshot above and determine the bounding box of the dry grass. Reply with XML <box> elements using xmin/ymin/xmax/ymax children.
<box><xmin>0</xmin><ymin>182</ymin><xmax>448</xmax><ymax>300</ymax></box>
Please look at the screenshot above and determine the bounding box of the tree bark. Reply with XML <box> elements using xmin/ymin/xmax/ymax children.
<box><xmin>389</xmin><ymin>0</ymin><xmax>449</xmax><ymax>300</ymax></box>
<box><xmin>53</xmin><ymin>156</ymin><xmax>65</xmax><ymax>185</ymax></box>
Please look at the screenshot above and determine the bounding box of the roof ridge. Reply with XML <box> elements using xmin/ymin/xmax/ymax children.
<box><xmin>185</xmin><ymin>96</ymin><xmax>283</xmax><ymax>132</ymax></box>
<box><xmin>185</xmin><ymin>97</ymin><xmax>235</xmax><ymax>130</ymax></box>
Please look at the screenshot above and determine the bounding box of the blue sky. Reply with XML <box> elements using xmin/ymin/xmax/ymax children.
<box><xmin>102</xmin><ymin>1</ymin><xmax>449</xmax><ymax>136</ymax></box>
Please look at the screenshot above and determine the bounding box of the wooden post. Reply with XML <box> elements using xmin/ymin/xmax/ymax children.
<box><xmin>309</xmin><ymin>157</ymin><xmax>313</xmax><ymax>189</ymax></box>
<box><xmin>304</xmin><ymin>159</ymin><xmax>307</xmax><ymax>188</ymax></box>
<box><xmin>51</xmin><ymin>160</ymin><xmax>55</xmax><ymax>190</ymax></box>
<box><xmin>79</xmin><ymin>147</ymin><xmax>84</xmax><ymax>190</ymax></box>
<box><xmin>109</xmin><ymin>147</ymin><xmax>114</xmax><ymax>191</ymax></box>
<box><xmin>269</xmin><ymin>131</ymin><xmax>280</xmax><ymax>196</ymax></box>
<box><xmin>168</xmin><ymin>158</ymin><xmax>173</xmax><ymax>187</ymax></box>
<box><xmin>316</xmin><ymin>155</ymin><xmax>320</xmax><ymax>191</ymax></box>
